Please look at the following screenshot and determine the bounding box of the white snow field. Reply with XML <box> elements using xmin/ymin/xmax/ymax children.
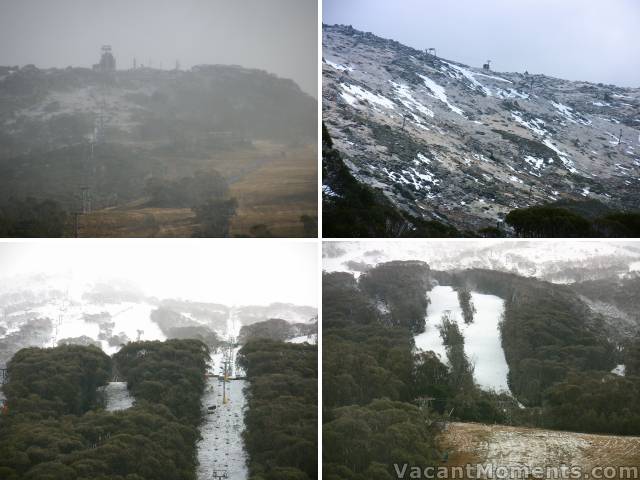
<box><xmin>103</xmin><ymin>382</ymin><xmax>134</xmax><ymax>412</ymax></box>
<box><xmin>414</xmin><ymin>286</ymin><xmax>509</xmax><ymax>392</ymax></box>
<box><xmin>197</xmin><ymin>377</ymin><xmax>248</xmax><ymax>480</ymax></box>
<box><xmin>287</xmin><ymin>334</ymin><xmax>317</xmax><ymax>344</ymax></box>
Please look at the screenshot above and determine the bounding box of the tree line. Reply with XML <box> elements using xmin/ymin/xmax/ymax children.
<box><xmin>323</xmin><ymin>265</ymin><xmax>514</xmax><ymax>479</ymax></box>
<box><xmin>0</xmin><ymin>339</ymin><xmax>210</xmax><ymax>479</ymax></box>
<box><xmin>323</xmin><ymin>262</ymin><xmax>640</xmax><ymax>480</ymax></box>
<box><xmin>238</xmin><ymin>339</ymin><xmax>317</xmax><ymax>480</ymax></box>
<box><xmin>506</xmin><ymin>203</ymin><xmax>640</xmax><ymax>237</ymax></box>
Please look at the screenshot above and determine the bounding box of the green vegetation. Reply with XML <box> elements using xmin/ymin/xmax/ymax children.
<box><xmin>238</xmin><ymin>318</ymin><xmax>316</xmax><ymax>344</ymax></box>
<box><xmin>4</xmin><ymin>345</ymin><xmax>111</xmax><ymax>417</ymax></box>
<box><xmin>112</xmin><ymin>339</ymin><xmax>210</xmax><ymax>426</ymax></box>
<box><xmin>455</xmin><ymin>288</ymin><xmax>475</xmax><ymax>324</ymax></box>
<box><xmin>506</xmin><ymin>201</ymin><xmax>640</xmax><ymax>237</ymax></box>
<box><xmin>0</xmin><ymin>340</ymin><xmax>209</xmax><ymax>479</ymax></box>
<box><xmin>506</xmin><ymin>205</ymin><xmax>592</xmax><ymax>237</ymax></box>
<box><xmin>322</xmin><ymin>123</ymin><xmax>461</xmax><ymax>238</ymax></box>
<box><xmin>192</xmin><ymin>198</ymin><xmax>238</xmax><ymax>237</ymax></box>
<box><xmin>324</xmin><ymin>260</ymin><xmax>640</xmax><ymax>477</ymax></box>
<box><xmin>544</xmin><ymin>372</ymin><xmax>640</xmax><ymax>434</ymax></box>
<box><xmin>324</xmin><ymin>399</ymin><xmax>437</xmax><ymax>480</ymax></box>
<box><xmin>442</xmin><ymin>268</ymin><xmax>640</xmax><ymax>434</ymax></box>
<box><xmin>323</xmin><ymin>263</ymin><xmax>515</xmax><ymax>478</ymax></box>
<box><xmin>144</xmin><ymin>171</ymin><xmax>228</xmax><ymax>208</ymax></box>
<box><xmin>359</xmin><ymin>261</ymin><xmax>431</xmax><ymax>333</ymax></box>
<box><xmin>238</xmin><ymin>339</ymin><xmax>317</xmax><ymax>480</ymax></box>
<box><xmin>150</xmin><ymin>308</ymin><xmax>220</xmax><ymax>349</ymax></box>
<box><xmin>0</xmin><ymin>197</ymin><xmax>67</xmax><ymax>237</ymax></box>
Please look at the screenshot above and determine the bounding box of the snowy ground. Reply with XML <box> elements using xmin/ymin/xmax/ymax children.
<box><xmin>103</xmin><ymin>382</ymin><xmax>134</xmax><ymax>412</ymax></box>
<box><xmin>197</xmin><ymin>377</ymin><xmax>248</xmax><ymax>480</ymax></box>
<box><xmin>414</xmin><ymin>286</ymin><xmax>509</xmax><ymax>392</ymax></box>
<box><xmin>18</xmin><ymin>301</ymin><xmax>166</xmax><ymax>353</ymax></box>
<box><xmin>286</xmin><ymin>333</ymin><xmax>317</xmax><ymax>344</ymax></box>
<box><xmin>321</xmin><ymin>240</ymin><xmax>640</xmax><ymax>283</ymax></box>
<box><xmin>441</xmin><ymin>422</ymin><xmax>640</xmax><ymax>477</ymax></box>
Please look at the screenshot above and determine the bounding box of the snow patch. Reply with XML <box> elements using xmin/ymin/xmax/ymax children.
<box><xmin>390</xmin><ymin>81</ymin><xmax>434</xmax><ymax>118</ymax></box>
<box><xmin>511</xmin><ymin>112</ymin><xmax>547</xmax><ymax>136</ymax></box>
<box><xmin>414</xmin><ymin>286</ymin><xmax>510</xmax><ymax>392</ymax></box>
<box><xmin>552</xmin><ymin>101</ymin><xmax>591</xmax><ymax>126</ymax></box>
<box><xmin>611</xmin><ymin>364</ymin><xmax>626</xmax><ymax>376</ymax></box>
<box><xmin>417</xmin><ymin>74</ymin><xmax>465</xmax><ymax>116</ymax></box>
<box><xmin>340</xmin><ymin>83</ymin><xmax>395</xmax><ymax>110</ymax></box>
<box><xmin>441</xmin><ymin>61</ymin><xmax>492</xmax><ymax>96</ymax></box>
<box><xmin>543</xmin><ymin>139</ymin><xmax>578</xmax><ymax>174</ymax></box>
<box><xmin>322</xmin><ymin>184</ymin><xmax>340</xmax><ymax>198</ymax></box>
<box><xmin>325</xmin><ymin>59</ymin><xmax>353</xmax><ymax>72</ymax></box>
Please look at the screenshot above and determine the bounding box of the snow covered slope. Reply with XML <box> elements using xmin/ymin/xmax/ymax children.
<box><xmin>0</xmin><ymin>274</ymin><xmax>317</xmax><ymax>365</ymax></box>
<box><xmin>323</xmin><ymin>24</ymin><xmax>640</xmax><ymax>230</ymax></box>
<box><xmin>323</xmin><ymin>240</ymin><xmax>640</xmax><ymax>283</ymax></box>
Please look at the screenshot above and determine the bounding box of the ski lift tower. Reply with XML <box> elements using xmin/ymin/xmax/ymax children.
<box><xmin>483</xmin><ymin>60</ymin><xmax>492</xmax><ymax>71</ymax></box>
<box><xmin>426</xmin><ymin>48</ymin><xmax>437</xmax><ymax>57</ymax></box>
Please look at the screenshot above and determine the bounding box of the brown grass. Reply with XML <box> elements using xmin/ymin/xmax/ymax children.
<box><xmin>229</xmin><ymin>144</ymin><xmax>317</xmax><ymax>237</ymax></box>
<box><xmin>74</xmin><ymin>142</ymin><xmax>317</xmax><ymax>237</ymax></box>
<box><xmin>439</xmin><ymin>422</ymin><xmax>640</xmax><ymax>480</ymax></box>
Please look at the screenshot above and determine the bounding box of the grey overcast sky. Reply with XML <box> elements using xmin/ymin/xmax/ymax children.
<box><xmin>324</xmin><ymin>0</ymin><xmax>640</xmax><ymax>88</ymax></box>
<box><xmin>0</xmin><ymin>240</ymin><xmax>318</xmax><ymax>307</ymax></box>
<box><xmin>0</xmin><ymin>0</ymin><xmax>318</xmax><ymax>97</ymax></box>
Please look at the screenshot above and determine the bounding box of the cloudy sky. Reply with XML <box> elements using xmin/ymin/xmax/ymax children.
<box><xmin>324</xmin><ymin>0</ymin><xmax>640</xmax><ymax>87</ymax></box>
<box><xmin>0</xmin><ymin>0</ymin><xmax>318</xmax><ymax>96</ymax></box>
<box><xmin>0</xmin><ymin>240</ymin><xmax>318</xmax><ymax>307</ymax></box>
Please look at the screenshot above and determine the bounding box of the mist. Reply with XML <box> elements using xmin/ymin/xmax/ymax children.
<box><xmin>0</xmin><ymin>0</ymin><xmax>318</xmax><ymax>97</ymax></box>
<box><xmin>0</xmin><ymin>240</ymin><xmax>318</xmax><ymax>307</ymax></box>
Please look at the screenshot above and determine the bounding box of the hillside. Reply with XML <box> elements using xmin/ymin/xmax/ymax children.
<box><xmin>323</xmin><ymin>251</ymin><xmax>640</xmax><ymax>477</ymax></box>
<box><xmin>0</xmin><ymin>274</ymin><xmax>317</xmax><ymax>366</ymax></box>
<box><xmin>323</xmin><ymin>240</ymin><xmax>640</xmax><ymax>284</ymax></box>
<box><xmin>322</xmin><ymin>24</ymin><xmax>640</xmax><ymax>234</ymax></box>
<box><xmin>0</xmin><ymin>64</ymin><xmax>317</xmax><ymax>237</ymax></box>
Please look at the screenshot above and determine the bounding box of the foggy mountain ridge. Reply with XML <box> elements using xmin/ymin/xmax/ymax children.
<box><xmin>0</xmin><ymin>274</ymin><xmax>317</xmax><ymax>365</ymax></box>
<box><xmin>322</xmin><ymin>24</ymin><xmax>640</xmax><ymax>232</ymax></box>
<box><xmin>0</xmin><ymin>62</ymin><xmax>317</xmax><ymax>214</ymax></box>
<box><xmin>322</xmin><ymin>240</ymin><xmax>640</xmax><ymax>284</ymax></box>
<box><xmin>0</xmin><ymin>62</ymin><xmax>316</xmax><ymax>156</ymax></box>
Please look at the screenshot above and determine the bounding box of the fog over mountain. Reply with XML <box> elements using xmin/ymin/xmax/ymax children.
<box><xmin>0</xmin><ymin>0</ymin><xmax>318</xmax><ymax>97</ymax></box>
<box><xmin>0</xmin><ymin>241</ymin><xmax>318</xmax><ymax>306</ymax></box>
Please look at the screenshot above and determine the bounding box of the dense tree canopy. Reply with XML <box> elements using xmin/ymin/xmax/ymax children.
<box><xmin>0</xmin><ymin>340</ymin><xmax>209</xmax><ymax>479</ymax></box>
<box><xmin>238</xmin><ymin>339</ymin><xmax>317</xmax><ymax>480</ymax></box>
<box><xmin>506</xmin><ymin>204</ymin><xmax>640</xmax><ymax>238</ymax></box>
<box><xmin>359</xmin><ymin>261</ymin><xmax>431</xmax><ymax>333</ymax></box>
<box><xmin>0</xmin><ymin>197</ymin><xmax>68</xmax><ymax>237</ymax></box>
